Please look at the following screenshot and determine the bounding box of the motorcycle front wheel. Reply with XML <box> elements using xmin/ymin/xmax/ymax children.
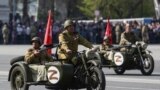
<box><xmin>87</xmin><ymin>66</ymin><xmax>106</xmax><ymax>90</ymax></box>
<box><xmin>140</xmin><ymin>54</ymin><xmax>154</xmax><ymax>75</ymax></box>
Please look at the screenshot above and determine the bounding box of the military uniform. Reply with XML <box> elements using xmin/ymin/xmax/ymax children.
<box><xmin>115</xmin><ymin>24</ymin><xmax>122</xmax><ymax>44</ymax></box>
<box><xmin>25</xmin><ymin>46</ymin><xmax>53</xmax><ymax>81</ymax></box>
<box><xmin>25</xmin><ymin>48</ymin><xmax>53</xmax><ymax>64</ymax></box>
<box><xmin>99</xmin><ymin>37</ymin><xmax>113</xmax><ymax>61</ymax></box>
<box><xmin>2</xmin><ymin>24</ymin><xmax>9</xmax><ymax>44</ymax></box>
<box><xmin>142</xmin><ymin>25</ymin><xmax>149</xmax><ymax>43</ymax></box>
<box><xmin>58</xmin><ymin>30</ymin><xmax>93</xmax><ymax>63</ymax></box>
<box><xmin>119</xmin><ymin>31</ymin><xmax>139</xmax><ymax>45</ymax></box>
<box><xmin>119</xmin><ymin>31</ymin><xmax>139</xmax><ymax>52</ymax></box>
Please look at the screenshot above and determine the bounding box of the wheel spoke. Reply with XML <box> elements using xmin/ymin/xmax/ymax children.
<box><xmin>14</xmin><ymin>71</ymin><xmax>24</xmax><ymax>89</ymax></box>
<box><xmin>89</xmin><ymin>71</ymin><xmax>100</xmax><ymax>89</ymax></box>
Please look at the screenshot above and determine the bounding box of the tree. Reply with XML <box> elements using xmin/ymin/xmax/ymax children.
<box><xmin>67</xmin><ymin>0</ymin><xmax>83</xmax><ymax>19</ymax></box>
<box><xmin>23</xmin><ymin>0</ymin><xmax>29</xmax><ymax>24</ymax></box>
<box><xmin>38</xmin><ymin>0</ymin><xmax>54</xmax><ymax>21</ymax></box>
<box><xmin>78</xmin><ymin>0</ymin><xmax>155</xmax><ymax>19</ymax></box>
<box><xmin>77</xmin><ymin>0</ymin><xmax>101</xmax><ymax>19</ymax></box>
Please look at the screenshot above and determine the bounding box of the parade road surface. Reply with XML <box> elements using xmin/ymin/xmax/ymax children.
<box><xmin>0</xmin><ymin>45</ymin><xmax>160</xmax><ymax>90</ymax></box>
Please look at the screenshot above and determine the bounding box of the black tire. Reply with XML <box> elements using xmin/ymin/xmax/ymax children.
<box><xmin>140</xmin><ymin>54</ymin><xmax>154</xmax><ymax>75</ymax></box>
<box><xmin>10</xmin><ymin>66</ymin><xmax>29</xmax><ymax>90</ymax></box>
<box><xmin>87</xmin><ymin>67</ymin><xmax>106</xmax><ymax>90</ymax></box>
<box><xmin>114</xmin><ymin>67</ymin><xmax>125</xmax><ymax>75</ymax></box>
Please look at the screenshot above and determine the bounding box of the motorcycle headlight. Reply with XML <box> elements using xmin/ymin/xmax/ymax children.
<box><xmin>142</xmin><ymin>42</ymin><xmax>148</xmax><ymax>49</ymax></box>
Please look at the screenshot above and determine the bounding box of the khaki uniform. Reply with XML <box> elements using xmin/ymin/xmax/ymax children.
<box><xmin>142</xmin><ymin>25</ymin><xmax>149</xmax><ymax>43</ymax></box>
<box><xmin>100</xmin><ymin>44</ymin><xmax>113</xmax><ymax>61</ymax></box>
<box><xmin>2</xmin><ymin>25</ymin><xmax>9</xmax><ymax>44</ymax></box>
<box><xmin>119</xmin><ymin>31</ymin><xmax>139</xmax><ymax>51</ymax></box>
<box><xmin>119</xmin><ymin>31</ymin><xmax>139</xmax><ymax>45</ymax></box>
<box><xmin>58</xmin><ymin>30</ymin><xmax>93</xmax><ymax>63</ymax></box>
<box><xmin>24</xmin><ymin>48</ymin><xmax>53</xmax><ymax>81</ymax></box>
<box><xmin>115</xmin><ymin>24</ymin><xmax>122</xmax><ymax>44</ymax></box>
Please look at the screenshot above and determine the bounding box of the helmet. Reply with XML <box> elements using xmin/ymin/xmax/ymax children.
<box><xmin>64</xmin><ymin>20</ymin><xmax>73</xmax><ymax>29</ymax></box>
<box><xmin>31</xmin><ymin>36</ymin><xmax>42</xmax><ymax>45</ymax></box>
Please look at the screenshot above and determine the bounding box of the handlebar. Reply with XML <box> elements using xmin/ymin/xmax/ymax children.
<box><xmin>39</xmin><ymin>44</ymin><xmax>60</xmax><ymax>52</ymax></box>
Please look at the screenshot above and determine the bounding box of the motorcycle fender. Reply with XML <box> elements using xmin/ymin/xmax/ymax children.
<box><xmin>145</xmin><ymin>50</ymin><xmax>152</xmax><ymax>55</ymax></box>
<box><xmin>87</xmin><ymin>60</ymin><xmax>101</xmax><ymax>68</ymax></box>
<box><xmin>8</xmin><ymin>62</ymin><xmax>32</xmax><ymax>82</ymax></box>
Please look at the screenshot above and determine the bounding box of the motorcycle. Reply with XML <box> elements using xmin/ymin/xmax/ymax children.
<box><xmin>100</xmin><ymin>41</ymin><xmax>154</xmax><ymax>75</ymax></box>
<box><xmin>8</xmin><ymin>45</ymin><xmax>106</xmax><ymax>90</ymax></box>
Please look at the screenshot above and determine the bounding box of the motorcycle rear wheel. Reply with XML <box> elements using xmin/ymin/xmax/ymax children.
<box><xmin>87</xmin><ymin>66</ymin><xmax>106</xmax><ymax>90</ymax></box>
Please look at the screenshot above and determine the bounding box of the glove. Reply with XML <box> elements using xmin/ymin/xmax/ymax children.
<box><xmin>66</xmin><ymin>49</ymin><xmax>72</xmax><ymax>54</ymax></box>
<box><xmin>34</xmin><ymin>50</ymin><xmax>40</xmax><ymax>56</ymax></box>
<box><xmin>126</xmin><ymin>42</ymin><xmax>131</xmax><ymax>45</ymax></box>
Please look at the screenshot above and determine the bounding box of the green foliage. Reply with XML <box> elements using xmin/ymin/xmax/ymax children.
<box><xmin>78</xmin><ymin>0</ymin><xmax>155</xmax><ymax>19</ymax></box>
<box><xmin>77</xmin><ymin>0</ymin><xmax>101</xmax><ymax>18</ymax></box>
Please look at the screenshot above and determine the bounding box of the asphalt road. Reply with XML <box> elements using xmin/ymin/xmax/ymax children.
<box><xmin>0</xmin><ymin>45</ymin><xmax>160</xmax><ymax>90</ymax></box>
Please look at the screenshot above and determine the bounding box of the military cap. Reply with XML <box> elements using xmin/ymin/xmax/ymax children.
<box><xmin>31</xmin><ymin>36</ymin><xmax>42</xmax><ymax>45</ymax></box>
<box><xmin>64</xmin><ymin>19</ymin><xmax>73</xmax><ymax>29</ymax></box>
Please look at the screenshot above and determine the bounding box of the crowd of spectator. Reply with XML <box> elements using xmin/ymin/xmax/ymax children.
<box><xmin>0</xmin><ymin>18</ymin><xmax>160</xmax><ymax>45</ymax></box>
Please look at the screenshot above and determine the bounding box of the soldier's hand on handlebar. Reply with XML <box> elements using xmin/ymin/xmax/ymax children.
<box><xmin>66</xmin><ymin>49</ymin><xmax>72</xmax><ymax>54</ymax></box>
<box><xmin>126</xmin><ymin>42</ymin><xmax>132</xmax><ymax>45</ymax></box>
<box><xmin>33</xmin><ymin>50</ymin><xmax>40</xmax><ymax>56</ymax></box>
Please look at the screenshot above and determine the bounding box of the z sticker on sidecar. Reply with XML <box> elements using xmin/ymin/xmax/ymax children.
<box><xmin>47</xmin><ymin>66</ymin><xmax>60</xmax><ymax>84</ymax></box>
<box><xmin>114</xmin><ymin>52</ymin><xmax>124</xmax><ymax>66</ymax></box>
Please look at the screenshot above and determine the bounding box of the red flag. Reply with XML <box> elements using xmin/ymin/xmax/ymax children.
<box><xmin>44</xmin><ymin>10</ymin><xmax>53</xmax><ymax>54</ymax></box>
<box><xmin>105</xmin><ymin>18</ymin><xmax>112</xmax><ymax>44</ymax></box>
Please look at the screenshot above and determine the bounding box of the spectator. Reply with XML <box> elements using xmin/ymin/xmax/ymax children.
<box><xmin>141</xmin><ymin>24</ymin><xmax>149</xmax><ymax>43</ymax></box>
<box><xmin>115</xmin><ymin>23</ymin><xmax>122</xmax><ymax>44</ymax></box>
<box><xmin>2</xmin><ymin>23</ymin><xmax>9</xmax><ymax>44</ymax></box>
<box><xmin>16</xmin><ymin>24</ymin><xmax>23</xmax><ymax>44</ymax></box>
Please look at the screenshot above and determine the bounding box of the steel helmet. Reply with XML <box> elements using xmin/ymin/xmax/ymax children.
<box><xmin>63</xmin><ymin>20</ymin><xmax>73</xmax><ymax>29</ymax></box>
<box><xmin>31</xmin><ymin>36</ymin><xmax>42</xmax><ymax>45</ymax></box>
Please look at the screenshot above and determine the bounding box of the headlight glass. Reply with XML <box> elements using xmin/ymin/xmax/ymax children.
<box><xmin>142</xmin><ymin>43</ymin><xmax>148</xmax><ymax>49</ymax></box>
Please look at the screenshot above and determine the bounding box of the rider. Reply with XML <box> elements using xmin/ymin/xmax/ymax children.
<box><xmin>119</xmin><ymin>23</ymin><xmax>140</xmax><ymax>51</ymax></box>
<box><xmin>58</xmin><ymin>19</ymin><xmax>93</xmax><ymax>65</ymax></box>
<box><xmin>99</xmin><ymin>36</ymin><xmax>113</xmax><ymax>61</ymax></box>
<box><xmin>24</xmin><ymin>36</ymin><xmax>54</xmax><ymax>82</ymax></box>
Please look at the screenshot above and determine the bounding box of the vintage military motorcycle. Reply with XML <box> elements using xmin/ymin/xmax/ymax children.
<box><xmin>100</xmin><ymin>41</ymin><xmax>154</xmax><ymax>75</ymax></box>
<box><xmin>8</xmin><ymin>45</ymin><xmax>106</xmax><ymax>90</ymax></box>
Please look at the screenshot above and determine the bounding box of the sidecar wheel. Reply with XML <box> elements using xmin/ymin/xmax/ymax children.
<box><xmin>114</xmin><ymin>67</ymin><xmax>125</xmax><ymax>75</ymax></box>
<box><xmin>87</xmin><ymin>67</ymin><xmax>106</xmax><ymax>90</ymax></box>
<box><xmin>140</xmin><ymin>54</ymin><xmax>154</xmax><ymax>75</ymax></box>
<box><xmin>10</xmin><ymin>66</ymin><xmax>29</xmax><ymax>90</ymax></box>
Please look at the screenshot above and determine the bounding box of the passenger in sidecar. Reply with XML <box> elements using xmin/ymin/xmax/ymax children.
<box><xmin>8</xmin><ymin>55</ymin><xmax>74</xmax><ymax>90</ymax></box>
<box><xmin>8</xmin><ymin>37</ymin><xmax>75</xmax><ymax>90</ymax></box>
<box><xmin>24</xmin><ymin>37</ymin><xmax>54</xmax><ymax>82</ymax></box>
<box><xmin>8</xmin><ymin>48</ymin><xmax>74</xmax><ymax>90</ymax></box>
<box><xmin>99</xmin><ymin>36</ymin><xmax>114</xmax><ymax>64</ymax></box>
<box><xmin>99</xmin><ymin>36</ymin><xmax>126</xmax><ymax>67</ymax></box>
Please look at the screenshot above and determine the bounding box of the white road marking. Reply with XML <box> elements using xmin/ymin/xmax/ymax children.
<box><xmin>107</xmin><ymin>86</ymin><xmax>160</xmax><ymax>90</ymax></box>
<box><xmin>0</xmin><ymin>71</ymin><xmax>8</xmax><ymax>76</ymax></box>
<box><xmin>105</xmin><ymin>76</ymin><xmax>160</xmax><ymax>84</ymax></box>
